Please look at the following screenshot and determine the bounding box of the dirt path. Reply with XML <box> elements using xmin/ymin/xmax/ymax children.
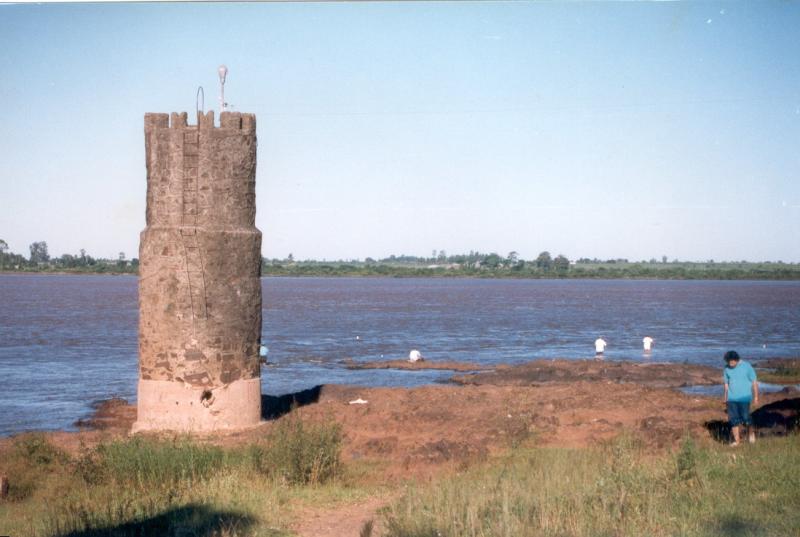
<box><xmin>292</xmin><ymin>494</ymin><xmax>392</xmax><ymax>537</ymax></box>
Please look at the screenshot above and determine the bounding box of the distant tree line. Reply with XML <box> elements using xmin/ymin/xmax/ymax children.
<box><xmin>261</xmin><ymin>250</ymin><xmax>800</xmax><ymax>280</ymax></box>
<box><xmin>2</xmin><ymin>239</ymin><xmax>798</xmax><ymax>279</ymax></box>
<box><xmin>265</xmin><ymin>250</ymin><xmax>572</xmax><ymax>272</ymax></box>
<box><xmin>0</xmin><ymin>240</ymin><xmax>137</xmax><ymax>274</ymax></box>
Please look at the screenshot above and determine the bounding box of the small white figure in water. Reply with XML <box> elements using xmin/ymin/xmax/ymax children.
<box><xmin>259</xmin><ymin>345</ymin><xmax>269</xmax><ymax>364</ymax></box>
<box><xmin>594</xmin><ymin>337</ymin><xmax>607</xmax><ymax>359</ymax></box>
<box><xmin>408</xmin><ymin>349</ymin><xmax>425</xmax><ymax>363</ymax></box>
<box><xmin>356</xmin><ymin>335</ymin><xmax>361</xmax><ymax>341</ymax></box>
<box><xmin>643</xmin><ymin>336</ymin><xmax>655</xmax><ymax>353</ymax></box>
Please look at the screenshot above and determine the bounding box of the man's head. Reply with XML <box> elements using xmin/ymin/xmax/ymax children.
<box><xmin>724</xmin><ymin>350</ymin><xmax>741</xmax><ymax>366</ymax></box>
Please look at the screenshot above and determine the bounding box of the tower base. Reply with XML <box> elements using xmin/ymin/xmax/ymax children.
<box><xmin>132</xmin><ymin>377</ymin><xmax>262</xmax><ymax>432</ymax></box>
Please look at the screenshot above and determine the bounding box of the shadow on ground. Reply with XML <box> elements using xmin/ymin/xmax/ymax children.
<box><xmin>706</xmin><ymin>513</ymin><xmax>767</xmax><ymax>537</ymax></box>
<box><xmin>261</xmin><ymin>385</ymin><xmax>323</xmax><ymax>420</ymax></box>
<box><xmin>705</xmin><ymin>397</ymin><xmax>799</xmax><ymax>443</ymax></box>
<box><xmin>53</xmin><ymin>503</ymin><xmax>260</xmax><ymax>537</ymax></box>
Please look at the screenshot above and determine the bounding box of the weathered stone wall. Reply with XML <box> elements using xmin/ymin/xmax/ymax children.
<box><xmin>134</xmin><ymin>111</ymin><xmax>262</xmax><ymax>432</ymax></box>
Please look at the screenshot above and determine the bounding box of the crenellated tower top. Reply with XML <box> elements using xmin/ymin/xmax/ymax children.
<box><xmin>144</xmin><ymin>111</ymin><xmax>256</xmax><ymax>133</ymax></box>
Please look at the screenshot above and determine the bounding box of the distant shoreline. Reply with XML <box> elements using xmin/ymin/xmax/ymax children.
<box><xmin>0</xmin><ymin>270</ymin><xmax>135</xmax><ymax>277</ymax></box>
<box><xmin>2</xmin><ymin>269</ymin><xmax>800</xmax><ymax>281</ymax></box>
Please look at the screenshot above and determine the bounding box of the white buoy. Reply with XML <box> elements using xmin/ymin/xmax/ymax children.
<box><xmin>409</xmin><ymin>349</ymin><xmax>423</xmax><ymax>363</ymax></box>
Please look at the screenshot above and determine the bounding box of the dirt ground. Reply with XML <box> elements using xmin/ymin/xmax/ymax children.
<box><xmin>3</xmin><ymin>358</ymin><xmax>798</xmax><ymax>537</ymax></box>
<box><xmin>451</xmin><ymin>357</ymin><xmax>721</xmax><ymax>388</ymax></box>
<box><xmin>344</xmin><ymin>358</ymin><xmax>487</xmax><ymax>372</ymax></box>
<box><xmin>291</xmin><ymin>494</ymin><xmax>390</xmax><ymax>537</ymax></box>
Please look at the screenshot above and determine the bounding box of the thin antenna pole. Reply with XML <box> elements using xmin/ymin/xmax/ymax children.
<box><xmin>218</xmin><ymin>65</ymin><xmax>228</xmax><ymax>115</ymax></box>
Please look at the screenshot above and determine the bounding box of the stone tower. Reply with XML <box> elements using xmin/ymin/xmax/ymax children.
<box><xmin>134</xmin><ymin>110</ymin><xmax>262</xmax><ymax>432</ymax></box>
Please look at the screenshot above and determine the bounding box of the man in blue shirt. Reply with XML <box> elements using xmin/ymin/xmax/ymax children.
<box><xmin>723</xmin><ymin>350</ymin><xmax>759</xmax><ymax>446</ymax></box>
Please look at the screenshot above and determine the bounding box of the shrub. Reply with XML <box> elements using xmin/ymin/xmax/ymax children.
<box><xmin>257</xmin><ymin>415</ymin><xmax>342</xmax><ymax>485</ymax></box>
<box><xmin>3</xmin><ymin>433</ymin><xmax>70</xmax><ymax>501</ymax></box>
<box><xmin>11</xmin><ymin>433</ymin><xmax>69</xmax><ymax>468</ymax></box>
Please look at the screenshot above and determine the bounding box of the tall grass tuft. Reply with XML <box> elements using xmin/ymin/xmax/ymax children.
<box><xmin>675</xmin><ymin>434</ymin><xmax>702</xmax><ymax>484</ymax></box>
<box><xmin>253</xmin><ymin>415</ymin><xmax>342</xmax><ymax>485</ymax></box>
<box><xmin>77</xmin><ymin>436</ymin><xmax>227</xmax><ymax>489</ymax></box>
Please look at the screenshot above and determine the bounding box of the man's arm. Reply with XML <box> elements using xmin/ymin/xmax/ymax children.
<box><xmin>723</xmin><ymin>383</ymin><xmax>729</xmax><ymax>403</ymax></box>
<box><xmin>748</xmin><ymin>364</ymin><xmax>759</xmax><ymax>406</ymax></box>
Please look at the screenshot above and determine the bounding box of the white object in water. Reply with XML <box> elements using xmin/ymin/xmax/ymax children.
<box><xmin>349</xmin><ymin>398</ymin><xmax>368</xmax><ymax>405</ymax></box>
<box><xmin>594</xmin><ymin>338</ymin><xmax>607</xmax><ymax>354</ymax></box>
<box><xmin>642</xmin><ymin>336</ymin><xmax>654</xmax><ymax>352</ymax></box>
<box><xmin>259</xmin><ymin>345</ymin><xmax>269</xmax><ymax>357</ymax></box>
<box><xmin>409</xmin><ymin>349</ymin><xmax>423</xmax><ymax>362</ymax></box>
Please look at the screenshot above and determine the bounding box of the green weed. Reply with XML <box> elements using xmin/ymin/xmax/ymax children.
<box><xmin>255</xmin><ymin>415</ymin><xmax>342</xmax><ymax>485</ymax></box>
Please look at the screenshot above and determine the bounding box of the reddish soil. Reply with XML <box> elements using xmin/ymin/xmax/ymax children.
<box><xmin>759</xmin><ymin>357</ymin><xmax>800</xmax><ymax>370</ymax></box>
<box><xmin>344</xmin><ymin>358</ymin><xmax>487</xmax><ymax>372</ymax></box>
<box><xmin>291</xmin><ymin>494</ymin><xmax>391</xmax><ymax>537</ymax></box>
<box><xmin>451</xmin><ymin>358</ymin><xmax>720</xmax><ymax>389</ymax></box>
<box><xmin>74</xmin><ymin>397</ymin><xmax>137</xmax><ymax>430</ymax></box>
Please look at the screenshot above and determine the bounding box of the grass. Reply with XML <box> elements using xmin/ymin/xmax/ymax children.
<box><xmin>383</xmin><ymin>434</ymin><xmax>800</xmax><ymax>537</ymax></box>
<box><xmin>0</xmin><ymin>416</ymin><xmax>350</xmax><ymax>537</ymax></box>
<box><xmin>76</xmin><ymin>435</ymin><xmax>228</xmax><ymax>487</ymax></box>
<box><xmin>3</xmin><ymin>426</ymin><xmax>798</xmax><ymax>537</ymax></box>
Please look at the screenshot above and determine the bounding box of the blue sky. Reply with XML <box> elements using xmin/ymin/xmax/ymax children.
<box><xmin>1</xmin><ymin>2</ymin><xmax>798</xmax><ymax>262</ymax></box>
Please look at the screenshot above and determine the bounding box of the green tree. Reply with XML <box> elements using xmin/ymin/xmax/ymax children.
<box><xmin>29</xmin><ymin>241</ymin><xmax>50</xmax><ymax>265</ymax></box>
<box><xmin>59</xmin><ymin>254</ymin><xmax>77</xmax><ymax>268</ymax></box>
<box><xmin>483</xmin><ymin>253</ymin><xmax>502</xmax><ymax>269</ymax></box>
<box><xmin>0</xmin><ymin>239</ymin><xmax>8</xmax><ymax>254</ymax></box>
<box><xmin>554</xmin><ymin>254</ymin><xmax>570</xmax><ymax>273</ymax></box>
<box><xmin>536</xmin><ymin>251</ymin><xmax>552</xmax><ymax>272</ymax></box>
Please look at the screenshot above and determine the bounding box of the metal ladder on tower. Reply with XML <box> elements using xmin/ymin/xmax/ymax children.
<box><xmin>181</xmin><ymin>128</ymin><xmax>208</xmax><ymax>323</ymax></box>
